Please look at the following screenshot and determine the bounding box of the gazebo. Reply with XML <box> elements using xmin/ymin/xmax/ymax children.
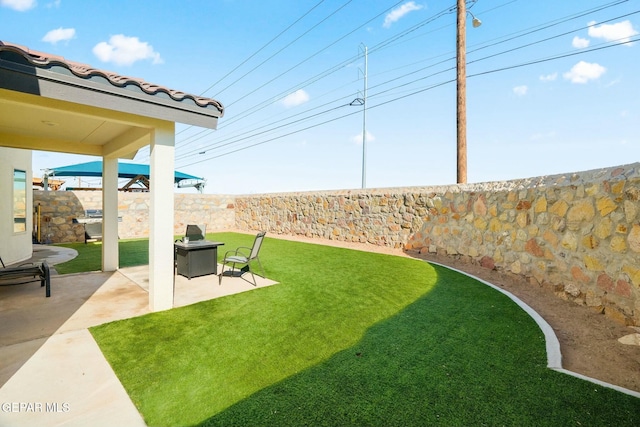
<box><xmin>46</xmin><ymin>160</ymin><xmax>207</xmax><ymax>192</ymax></box>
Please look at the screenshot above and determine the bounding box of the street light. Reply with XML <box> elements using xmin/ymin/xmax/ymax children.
<box><xmin>456</xmin><ymin>0</ymin><xmax>481</xmax><ymax>184</ymax></box>
<box><xmin>470</xmin><ymin>12</ymin><xmax>482</xmax><ymax>28</ymax></box>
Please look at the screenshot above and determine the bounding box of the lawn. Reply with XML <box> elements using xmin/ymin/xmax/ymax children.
<box><xmin>55</xmin><ymin>238</ymin><xmax>149</xmax><ymax>274</ymax></box>
<box><xmin>78</xmin><ymin>233</ymin><xmax>640</xmax><ymax>426</ymax></box>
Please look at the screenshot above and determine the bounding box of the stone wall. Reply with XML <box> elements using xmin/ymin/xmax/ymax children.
<box><xmin>34</xmin><ymin>191</ymin><xmax>86</xmax><ymax>243</ymax></box>
<box><xmin>235</xmin><ymin>190</ymin><xmax>419</xmax><ymax>247</ymax></box>
<box><xmin>235</xmin><ymin>164</ymin><xmax>640</xmax><ymax>325</ymax></box>
<box><xmin>32</xmin><ymin>163</ymin><xmax>640</xmax><ymax>325</ymax></box>
<box><xmin>33</xmin><ymin>191</ymin><xmax>235</xmax><ymax>242</ymax></box>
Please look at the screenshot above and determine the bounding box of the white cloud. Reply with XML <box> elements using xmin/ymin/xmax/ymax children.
<box><xmin>92</xmin><ymin>35</ymin><xmax>163</xmax><ymax>66</ymax></box>
<box><xmin>605</xmin><ymin>77</ymin><xmax>621</xmax><ymax>88</ymax></box>
<box><xmin>572</xmin><ymin>36</ymin><xmax>590</xmax><ymax>48</ymax></box>
<box><xmin>563</xmin><ymin>61</ymin><xmax>606</xmax><ymax>84</ymax></box>
<box><xmin>0</xmin><ymin>0</ymin><xmax>36</xmax><ymax>11</ymax></box>
<box><xmin>42</xmin><ymin>27</ymin><xmax>75</xmax><ymax>44</ymax></box>
<box><xmin>280</xmin><ymin>89</ymin><xmax>310</xmax><ymax>108</ymax></box>
<box><xmin>45</xmin><ymin>0</ymin><xmax>60</xmax><ymax>7</ymax></box>
<box><xmin>383</xmin><ymin>1</ymin><xmax>423</xmax><ymax>28</ymax></box>
<box><xmin>351</xmin><ymin>131</ymin><xmax>375</xmax><ymax>145</ymax></box>
<box><xmin>539</xmin><ymin>72</ymin><xmax>558</xmax><ymax>82</ymax></box>
<box><xmin>588</xmin><ymin>20</ymin><xmax>638</xmax><ymax>46</ymax></box>
<box><xmin>513</xmin><ymin>85</ymin><xmax>528</xmax><ymax>96</ymax></box>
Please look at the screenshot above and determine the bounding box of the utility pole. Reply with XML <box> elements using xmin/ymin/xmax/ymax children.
<box><xmin>361</xmin><ymin>44</ymin><xmax>368</xmax><ymax>189</ymax></box>
<box><xmin>350</xmin><ymin>44</ymin><xmax>369</xmax><ymax>188</ymax></box>
<box><xmin>456</xmin><ymin>0</ymin><xmax>467</xmax><ymax>184</ymax></box>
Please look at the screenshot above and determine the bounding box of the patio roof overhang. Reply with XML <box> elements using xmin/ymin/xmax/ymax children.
<box><xmin>0</xmin><ymin>41</ymin><xmax>224</xmax><ymax>158</ymax></box>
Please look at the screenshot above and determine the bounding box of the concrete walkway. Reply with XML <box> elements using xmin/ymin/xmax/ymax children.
<box><xmin>0</xmin><ymin>245</ymin><xmax>277</xmax><ymax>427</ymax></box>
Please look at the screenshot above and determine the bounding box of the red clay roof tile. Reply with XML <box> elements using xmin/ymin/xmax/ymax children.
<box><xmin>0</xmin><ymin>40</ymin><xmax>224</xmax><ymax>115</ymax></box>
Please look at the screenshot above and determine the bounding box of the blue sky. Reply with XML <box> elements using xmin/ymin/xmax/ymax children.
<box><xmin>2</xmin><ymin>0</ymin><xmax>639</xmax><ymax>194</ymax></box>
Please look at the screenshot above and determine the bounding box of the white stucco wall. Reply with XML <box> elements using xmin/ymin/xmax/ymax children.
<box><xmin>0</xmin><ymin>147</ymin><xmax>32</xmax><ymax>265</ymax></box>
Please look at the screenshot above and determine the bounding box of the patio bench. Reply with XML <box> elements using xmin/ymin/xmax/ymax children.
<box><xmin>0</xmin><ymin>258</ymin><xmax>51</xmax><ymax>297</ymax></box>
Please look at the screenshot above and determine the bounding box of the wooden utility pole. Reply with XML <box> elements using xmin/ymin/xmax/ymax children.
<box><xmin>456</xmin><ymin>0</ymin><xmax>467</xmax><ymax>184</ymax></box>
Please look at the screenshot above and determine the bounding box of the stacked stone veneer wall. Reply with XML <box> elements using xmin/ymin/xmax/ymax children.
<box><xmin>235</xmin><ymin>164</ymin><xmax>640</xmax><ymax>326</ymax></box>
<box><xmin>33</xmin><ymin>191</ymin><xmax>86</xmax><ymax>243</ymax></box>
<box><xmin>32</xmin><ymin>164</ymin><xmax>640</xmax><ymax>325</ymax></box>
<box><xmin>33</xmin><ymin>191</ymin><xmax>235</xmax><ymax>242</ymax></box>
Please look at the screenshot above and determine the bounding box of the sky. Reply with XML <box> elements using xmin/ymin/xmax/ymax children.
<box><xmin>2</xmin><ymin>0</ymin><xmax>639</xmax><ymax>194</ymax></box>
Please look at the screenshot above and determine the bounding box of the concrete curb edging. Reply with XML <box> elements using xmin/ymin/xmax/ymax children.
<box><xmin>426</xmin><ymin>261</ymin><xmax>640</xmax><ymax>399</ymax></box>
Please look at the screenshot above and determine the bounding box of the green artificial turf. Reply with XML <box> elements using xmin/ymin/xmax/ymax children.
<box><xmin>87</xmin><ymin>233</ymin><xmax>640</xmax><ymax>427</ymax></box>
<box><xmin>54</xmin><ymin>238</ymin><xmax>149</xmax><ymax>274</ymax></box>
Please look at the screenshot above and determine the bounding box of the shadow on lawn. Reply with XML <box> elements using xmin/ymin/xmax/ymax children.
<box><xmin>199</xmin><ymin>265</ymin><xmax>640</xmax><ymax>427</ymax></box>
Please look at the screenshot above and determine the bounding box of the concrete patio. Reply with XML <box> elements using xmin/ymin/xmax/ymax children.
<box><xmin>0</xmin><ymin>246</ymin><xmax>277</xmax><ymax>427</ymax></box>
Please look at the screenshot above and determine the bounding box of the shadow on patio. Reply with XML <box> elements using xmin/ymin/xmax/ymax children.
<box><xmin>0</xmin><ymin>249</ymin><xmax>277</xmax><ymax>427</ymax></box>
<box><xmin>1</xmin><ymin>267</ymin><xmax>278</xmax><ymax>383</ymax></box>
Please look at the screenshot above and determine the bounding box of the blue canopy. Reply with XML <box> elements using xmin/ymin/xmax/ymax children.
<box><xmin>48</xmin><ymin>161</ymin><xmax>202</xmax><ymax>184</ymax></box>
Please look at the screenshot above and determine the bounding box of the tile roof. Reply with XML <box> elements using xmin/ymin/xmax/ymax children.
<box><xmin>0</xmin><ymin>41</ymin><xmax>224</xmax><ymax>115</ymax></box>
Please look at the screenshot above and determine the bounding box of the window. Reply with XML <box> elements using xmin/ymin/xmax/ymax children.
<box><xmin>14</xmin><ymin>169</ymin><xmax>27</xmax><ymax>233</ymax></box>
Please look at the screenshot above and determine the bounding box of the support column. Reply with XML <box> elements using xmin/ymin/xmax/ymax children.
<box><xmin>149</xmin><ymin>122</ymin><xmax>176</xmax><ymax>311</ymax></box>
<box><xmin>102</xmin><ymin>157</ymin><xmax>119</xmax><ymax>271</ymax></box>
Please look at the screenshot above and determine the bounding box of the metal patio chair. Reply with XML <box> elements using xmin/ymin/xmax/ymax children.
<box><xmin>184</xmin><ymin>224</ymin><xmax>206</xmax><ymax>241</ymax></box>
<box><xmin>219</xmin><ymin>231</ymin><xmax>266</xmax><ymax>286</ymax></box>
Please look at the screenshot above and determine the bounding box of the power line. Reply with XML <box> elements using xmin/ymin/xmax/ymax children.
<box><xmin>467</xmin><ymin>0</ymin><xmax>630</xmax><ymax>57</ymax></box>
<box><xmin>201</xmin><ymin>0</ymin><xmax>628</xmax><ymax>138</ymax></box>
<box><xmin>172</xmin><ymin>1</ymin><xmax>474</xmax><ymax>151</ymax></box>
<box><xmin>201</xmin><ymin>0</ymin><xmax>328</xmax><ymax>98</ymax></box>
<box><xmin>139</xmin><ymin>0</ymin><xmax>632</xmax><ymax>167</ymax></box>
<box><xmin>467</xmin><ymin>35</ymin><xmax>640</xmax><ymax>78</ymax></box>
<box><xmin>169</xmin><ymin>1</ymin><xmax>334</xmax><ymax>144</ymax></box>
<box><xmin>178</xmin><ymin>107</ymin><xmax>363</xmax><ymax>167</ymax></box>
<box><xmin>224</xmin><ymin>0</ymin><xmax>409</xmax><ymax>108</ymax></box>
<box><xmin>174</xmin><ymin>88</ymin><xmax>357</xmax><ymax>159</ymax></box>
<box><xmin>139</xmin><ymin>0</ymin><xmax>412</xmax><ymax>163</ymax></box>
<box><xmin>466</xmin><ymin>9</ymin><xmax>640</xmax><ymax>67</ymax></box>
<box><xmin>176</xmin><ymin>34</ymin><xmax>638</xmax><ymax>168</ymax></box>
<box><xmin>214</xmin><ymin>0</ymin><xmax>354</xmax><ymax>100</ymax></box>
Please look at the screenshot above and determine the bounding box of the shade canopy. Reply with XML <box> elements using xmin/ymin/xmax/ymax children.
<box><xmin>47</xmin><ymin>161</ymin><xmax>201</xmax><ymax>184</ymax></box>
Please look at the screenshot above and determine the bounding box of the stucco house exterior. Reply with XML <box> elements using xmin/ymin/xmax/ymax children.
<box><xmin>0</xmin><ymin>146</ymin><xmax>32</xmax><ymax>265</ymax></box>
<box><xmin>0</xmin><ymin>40</ymin><xmax>224</xmax><ymax>311</ymax></box>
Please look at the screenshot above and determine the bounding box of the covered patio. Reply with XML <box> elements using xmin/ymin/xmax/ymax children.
<box><xmin>0</xmin><ymin>245</ymin><xmax>277</xmax><ymax>427</ymax></box>
<box><xmin>0</xmin><ymin>40</ymin><xmax>224</xmax><ymax>311</ymax></box>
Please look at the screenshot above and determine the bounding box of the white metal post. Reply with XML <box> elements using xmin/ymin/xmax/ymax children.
<box><xmin>361</xmin><ymin>44</ymin><xmax>368</xmax><ymax>189</ymax></box>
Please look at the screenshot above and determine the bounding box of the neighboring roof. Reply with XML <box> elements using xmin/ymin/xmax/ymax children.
<box><xmin>0</xmin><ymin>40</ymin><xmax>224</xmax><ymax>129</ymax></box>
<box><xmin>48</xmin><ymin>161</ymin><xmax>202</xmax><ymax>184</ymax></box>
<box><xmin>33</xmin><ymin>177</ymin><xmax>65</xmax><ymax>190</ymax></box>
